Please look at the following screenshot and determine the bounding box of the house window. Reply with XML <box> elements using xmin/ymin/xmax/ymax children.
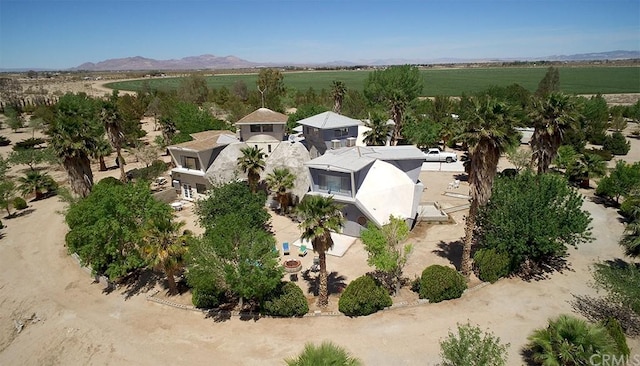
<box><xmin>335</xmin><ymin>128</ymin><xmax>349</xmax><ymax>137</ymax></box>
<box><xmin>183</xmin><ymin>157</ymin><xmax>199</xmax><ymax>170</ymax></box>
<box><xmin>196</xmin><ymin>183</ymin><xmax>207</xmax><ymax>194</ymax></box>
<box><xmin>250</xmin><ymin>124</ymin><xmax>274</xmax><ymax>133</ymax></box>
<box><xmin>318</xmin><ymin>174</ymin><xmax>351</xmax><ymax>195</ymax></box>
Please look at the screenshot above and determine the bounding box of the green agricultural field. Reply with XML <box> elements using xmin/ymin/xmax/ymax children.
<box><xmin>106</xmin><ymin>66</ymin><xmax>640</xmax><ymax>97</ymax></box>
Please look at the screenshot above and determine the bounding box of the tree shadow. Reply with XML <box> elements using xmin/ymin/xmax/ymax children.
<box><xmin>520</xmin><ymin>348</ymin><xmax>536</xmax><ymax>366</ymax></box>
<box><xmin>453</xmin><ymin>173</ymin><xmax>468</xmax><ymax>182</ymax></box>
<box><xmin>432</xmin><ymin>240</ymin><xmax>463</xmax><ymax>271</ymax></box>
<box><xmin>517</xmin><ymin>256</ymin><xmax>571</xmax><ymax>282</ymax></box>
<box><xmin>301</xmin><ymin>270</ymin><xmax>347</xmax><ymax>296</ymax></box>
<box><xmin>588</xmin><ymin>194</ymin><xmax>620</xmax><ymax>209</ymax></box>
<box><xmin>4</xmin><ymin>208</ymin><xmax>35</xmax><ymax>219</ymax></box>
<box><xmin>115</xmin><ymin>269</ymin><xmax>163</xmax><ymax>300</ymax></box>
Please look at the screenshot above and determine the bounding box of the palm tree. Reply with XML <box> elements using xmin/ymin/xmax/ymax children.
<box><xmin>458</xmin><ymin>96</ymin><xmax>519</xmax><ymax>277</ymax></box>
<box><xmin>101</xmin><ymin>91</ymin><xmax>127</xmax><ymax>182</ymax></box>
<box><xmin>567</xmin><ymin>152</ymin><xmax>607</xmax><ymax>188</ymax></box>
<box><xmin>330</xmin><ymin>81</ymin><xmax>347</xmax><ymax>114</ymax></box>
<box><xmin>526</xmin><ymin>314</ymin><xmax>617</xmax><ymax>365</ymax></box>
<box><xmin>363</xmin><ymin>112</ymin><xmax>391</xmax><ymax>146</ymax></box>
<box><xmin>92</xmin><ymin>137</ymin><xmax>113</xmax><ymax>172</ymax></box>
<box><xmin>285</xmin><ymin>341</ymin><xmax>362</xmax><ymax>366</ymax></box>
<box><xmin>530</xmin><ymin>92</ymin><xmax>579</xmax><ymax>174</ymax></box>
<box><xmin>17</xmin><ymin>171</ymin><xmax>57</xmax><ymax>200</ymax></box>
<box><xmin>237</xmin><ymin>146</ymin><xmax>266</xmax><ymax>193</ymax></box>
<box><xmin>621</xmin><ymin>219</ymin><xmax>640</xmax><ymax>258</ymax></box>
<box><xmin>142</xmin><ymin>219</ymin><xmax>188</xmax><ymax>295</ymax></box>
<box><xmin>46</xmin><ymin>93</ymin><xmax>103</xmax><ymax>198</ymax></box>
<box><xmin>265</xmin><ymin>167</ymin><xmax>295</xmax><ymax>214</ymax></box>
<box><xmin>297</xmin><ymin>195</ymin><xmax>344</xmax><ymax>307</ymax></box>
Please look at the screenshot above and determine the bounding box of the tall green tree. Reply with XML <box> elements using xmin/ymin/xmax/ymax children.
<box><xmin>0</xmin><ymin>179</ymin><xmax>16</xmax><ymax>217</ymax></box>
<box><xmin>46</xmin><ymin>93</ymin><xmax>103</xmax><ymax>198</ymax></box>
<box><xmin>142</xmin><ymin>219</ymin><xmax>188</xmax><ymax>295</ymax></box>
<box><xmin>65</xmin><ymin>179</ymin><xmax>174</xmax><ymax>279</ymax></box>
<box><xmin>529</xmin><ymin>92</ymin><xmax>579</xmax><ymax>174</ymax></box>
<box><xmin>297</xmin><ymin>195</ymin><xmax>344</xmax><ymax>307</ymax></box>
<box><xmin>237</xmin><ymin>146</ymin><xmax>266</xmax><ymax>193</ymax></box>
<box><xmin>177</xmin><ymin>74</ymin><xmax>209</xmax><ymax>105</ymax></box>
<box><xmin>361</xmin><ymin>215</ymin><xmax>412</xmax><ymax>295</ymax></box>
<box><xmin>265</xmin><ymin>167</ymin><xmax>296</xmax><ymax>214</ymax></box>
<box><xmin>330</xmin><ymin>80</ymin><xmax>347</xmax><ymax>114</ymax></box>
<box><xmin>256</xmin><ymin>68</ymin><xmax>286</xmax><ymax>111</ymax></box>
<box><xmin>190</xmin><ymin>215</ymin><xmax>282</xmax><ymax>308</ymax></box>
<box><xmin>580</xmin><ymin>94</ymin><xmax>609</xmax><ymax>144</ymax></box>
<box><xmin>476</xmin><ymin>172</ymin><xmax>592</xmax><ymax>274</ymax></box>
<box><xmin>534</xmin><ymin>66</ymin><xmax>560</xmax><ymax>97</ymax></box>
<box><xmin>596</xmin><ymin>161</ymin><xmax>640</xmax><ymax>204</ymax></box>
<box><xmin>195</xmin><ymin>180</ymin><xmax>270</xmax><ymax>232</ymax></box>
<box><xmin>458</xmin><ymin>95</ymin><xmax>519</xmax><ymax>277</ymax></box>
<box><xmin>364</xmin><ymin>65</ymin><xmax>423</xmax><ymax>145</ymax></box>
<box><xmin>8</xmin><ymin>147</ymin><xmax>56</xmax><ymax>172</ymax></box>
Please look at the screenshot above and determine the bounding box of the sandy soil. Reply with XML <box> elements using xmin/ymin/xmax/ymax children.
<box><xmin>0</xmin><ymin>115</ymin><xmax>639</xmax><ymax>365</ymax></box>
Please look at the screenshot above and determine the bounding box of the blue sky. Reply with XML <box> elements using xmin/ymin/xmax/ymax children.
<box><xmin>1</xmin><ymin>0</ymin><xmax>638</xmax><ymax>69</ymax></box>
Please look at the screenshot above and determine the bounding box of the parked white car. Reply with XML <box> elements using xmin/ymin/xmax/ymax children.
<box><xmin>423</xmin><ymin>148</ymin><xmax>458</xmax><ymax>163</ymax></box>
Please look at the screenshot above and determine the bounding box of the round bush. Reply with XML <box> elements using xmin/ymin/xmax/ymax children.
<box><xmin>338</xmin><ymin>275</ymin><xmax>392</xmax><ymax>317</ymax></box>
<box><xmin>473</xmin><ymin>248</ymin><xmax>511</xmax><ymax>283</ymax></box>
<box><xmin>263</xmin><ymin>282</ymin><xmax>309</xmax><ymax>317</ymax></box>
<box><xmin>12</xmin><ymin>197</ymin><xmax>27</xmax><ymax>210</ymax></box>
<box><xmin>191</xmin><ymin>287</ymin><xmax>221</xmax><ymax>309</ymax></box>
<box><xmin>419</xmin><ymin>265</ymin><xmax>467</xmax><ymax>303</ymax></box>
<box><xmin>0</xmin><ymin>136</ymin><xmax>11</xmax><ymax>146</ymax></box>
<box><xmin>603</xmin><ymin>132</ymin><xmax>631</xmax><ymax>155</ymax></box>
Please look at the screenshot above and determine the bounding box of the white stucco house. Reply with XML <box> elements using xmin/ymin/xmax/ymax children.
<box><xmin>304</xmin><ymin>145</ymin><xmax>425</xmax><ymax>237</ymax></box>
<box><xmin>168</xmin><ymin>130</ymin><xmax>239</xmax><ymax>201</ymax></box>
<box><xmin>235</xmin><ymin>107</ymin><xmax>288</xmax><ymax>156</ymax></box>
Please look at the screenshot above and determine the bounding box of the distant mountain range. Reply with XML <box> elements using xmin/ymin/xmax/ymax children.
<box><xmin>43</xmin><ymin>50</ymin><xmax>640</xmax><ymax>72</ymax></box>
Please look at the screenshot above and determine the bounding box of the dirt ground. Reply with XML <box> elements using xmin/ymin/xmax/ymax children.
<box><xmin>1</xmin><ymin>97</ymin><xmax>640</xmax><ymax>365</ymax></box>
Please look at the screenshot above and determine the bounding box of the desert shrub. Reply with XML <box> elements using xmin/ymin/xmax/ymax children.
<box><xmin>473</xmin><ymin>248</ymin><xmax>511</xmax><ymax>283</ymax></box>
<box><xmin>12</xmin><ymin>137</ymin><xmax>45</xmax><ymax>151</ymax></box>
<box><xmin>262</xmin><ymin>282</ymin><xmax>308</xmax><ymax>317</ymax></box>
<box><xmin>0</xmin><ymin>136</ymin><xmax>11</xmax><ymax>146</ymax></box>
<box><xmin>0</xmin><ymin>220</ymin><xmax>3</xmax><ymax>229</ymax></box>
<box><xmin>12</xmin><ymin>197</ymin><xmax>27</xmax><ymax>210</ymax></box>
<box><xmin>593</xmin><ymin>261</ymin><xmax>640</xmax><ymax>315</ymax></box>
<box><xmin>419</xmin><ymin>265</ymin><xmax>466</xmax><ymax>303</ymax></box>
<box><xmin>571</xmin><ymin>294</ymin><xmax>640</xmax><ymax>336</ymax></box>
<box><xmin>338</xmin><ymin>274</ymin><xmax>392</xmax><ymax>316</ymax></box>
<box><xmin>603</xmin><ymin>132</ymin><xmax>631</xmax><ymax>155</ymax></box>
<box><xmin>127</xmin><ymin>159</ymin><xmax>168</xmax><ymax>181</ymax></box>
<box><xmin>191</xmin><ymin>286</ymin><xmax>222</xmax><ymax>309</ymax></box>
<box><xmin>585</xmin><ymin>147</ymin><xmax>613</xmax><ymax>161</ymax></box>
<box><xmin>440</xmin><ymin>323</ymin><xmax>510</xmax><ymax>366</ymax></box>
<box><xmin>602</xmin><ymin>317</ymin><xmax>630</xmax><ymax>357</ymax></box>
<box><xmin>285</xmin><ymin>341</ymin><xmax>362</xmax><ymax>366</ymax></box>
